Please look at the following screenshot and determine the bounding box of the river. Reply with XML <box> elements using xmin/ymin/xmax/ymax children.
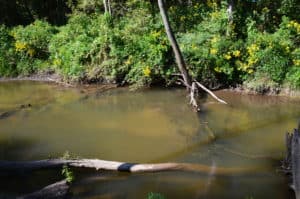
<box><xmin>0</xmin><ymin>81</ymin><xmax>299</xmax><ymax>198</ymax></box>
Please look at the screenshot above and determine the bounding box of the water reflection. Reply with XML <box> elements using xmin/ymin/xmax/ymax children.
<box><xmin>0</xmin><ymin>81</ymin><xmax>299</xmax><ymax>198</ymax></box>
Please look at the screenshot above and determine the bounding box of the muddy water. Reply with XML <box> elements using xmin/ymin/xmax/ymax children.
<box><xmin>0</xmin><ymin>81</ymin><xmax>299</xmax><ymax>199</ymax></box>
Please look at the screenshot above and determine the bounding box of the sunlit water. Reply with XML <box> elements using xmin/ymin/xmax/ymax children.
<box><xmin>0</xmin><ymin>81</ymin><xmax>299</xmax><ymax>199</ymax></box>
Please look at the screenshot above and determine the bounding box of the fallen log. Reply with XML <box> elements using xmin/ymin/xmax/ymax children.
<box><xmin>282</xmin><ymin>121</ymin><xmax>300</xmax><ymax>199</ymax></box>
<box><xmin>17</xmin><ymin>180</ymin><xmax>70</xmax><ymax>199</ymax></box>
<box><xmin>0</xmin><ymin>158</ymin><xmax>264</xmax><ymax>175</ymax></box>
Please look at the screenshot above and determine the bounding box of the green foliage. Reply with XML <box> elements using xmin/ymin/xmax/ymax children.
<box><xmin>0</xmin><ymin>0</ymin><xmax>299</xmax><ymax>91</ymax></box>
<box><xmin>147</xmin><ymin>192</ymin><xmax>166</xmax><ymax>199</ymax></box>
<box><xmin>5</xmin><ymin>20</ymin><xmax>56</xmax><ymax>75</ymax></box>
<box><xmin>243</xmin><ymin>17</ymin><xmax>300</xmax><ymax>89</ymax></box>
<box><xmin>0</xmin><ymin>25</ymin><xmax>17</xmax><ymax>76</ymax></box>
<box><xmin>179</xmin><ymin>4</ymin><xmax>243</xmax><ymax>86</ymax></box>
<box><xmin>49</xmin><ymin>13</ymin><xmax>99</xmax><ymax>79</ymax></box>
<box><xmin>62</xmin><ymin>165</ymin><xmax>75</xmax><ymax>184</ymax></box>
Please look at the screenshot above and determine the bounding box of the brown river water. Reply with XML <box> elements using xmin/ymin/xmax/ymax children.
<box><xmin>0</xmin><ymin>81</ymin><xmax>299</xmax><ymax>199</ymax></box>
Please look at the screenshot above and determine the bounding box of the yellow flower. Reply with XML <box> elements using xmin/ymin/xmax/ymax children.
<box><xmin>224</xmin><ymin>54</ymin><xmax>232</xmax><ymax>60</ymax></box>
<box><xmin>233</xmin><ymin>50</ymin><xmax>241</xmax><ymax>57</ymax></box>
<box><xmin>214</xmin><ymin>67</ymin><xmax>221</xmax><ymax>73</ymax></box>
<box><xmin>27</xmin><ymin>48</ymin><xmax>35</xmax><ymax>57</ymax></box>
<box><xmin>285</xmin><ymin>46</ymin><xmax>290</xmax><ymax>52</ymax></box>
<box><xmin>247</xmin><ymin>44</ymin><xmax>259</xmax><ymax>55</ymax></box>
<box><xmin>210</xmin><ymin>48</ymin><xmax>218</xmax><ymax>55</ymax></box>
<box><xmin>211</xmin><ymin>36</ymin><xmax>219</xmax><ymax>43</ymax></box>
<box><xmin>293</xmin><ymin>59</ymin><xmax>300</xmax><ymax>66</ymax></box>
<box><xmin>53</xmin><ymin>59</ymin><xmax>62</xmax><ymax>66</ymax></box>
<box><xmin>247</xmin><ymin>69</ymin><xmax>254</xmax><ymax>74</ymax></box>
<box><xmin>15</xmin><ymin>41</ymin><xmax>27</xmax><ymax>51</ymax></box>
<box><xmin>210</xmin><ymin>11</ymin><xmax>220</xmax><ymax>19</ymax></box>
<box><xmin>143</xmin><ymin>67</ymin><xmax>151</xmax><ymax>77</ymax></box>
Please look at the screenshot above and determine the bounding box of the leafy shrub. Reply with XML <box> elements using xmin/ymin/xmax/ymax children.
<box><xmin>179</xmin><ymin>4</ymin><xmax>243</xmax><ymax>87</ymax></box>
<box><xmin>7</xmin><ymin>20</ymin><xmax>56</xmax><ymax>75</ymax></box>
<box><xmin>243</xmin><ymin>17</ymin><xmax>300</xmax><ymax>89</ymax></box>
<box><xmin>49</xmin><ymin>14</ymin><xmax>102</xmax><ymax>79</ymax></box>
<box><xmin>0</xmin><ymin>25</ymin><xmax>17</xmax><ymax>76</ymax></box>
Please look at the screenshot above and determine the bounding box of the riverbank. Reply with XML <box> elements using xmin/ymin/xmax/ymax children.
<box><xmin>1</xmin><ymin>72</ymin><xmax>300</xmax><ymax>99</ymax></box>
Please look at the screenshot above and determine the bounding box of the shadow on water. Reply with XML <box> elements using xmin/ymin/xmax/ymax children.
<box><xmin>0</xmin><ymin>137</ymin><xmax>37</xmax><ymax>161</ymax></box>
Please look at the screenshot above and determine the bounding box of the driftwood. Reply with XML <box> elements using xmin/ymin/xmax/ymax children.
<box><xmin>0</xmin><ymin>158</ymin><xmax>263</xmax><ymax>175</ymax></box>
<box><xmin>283</xmin><ymin>122</ymin><xmax>300</xmax><ymax>199</ymax></box>
<box><xmin>17</xmin><ymin>180</ymin><xmax>70</xmax><ymax>199</ymax></box>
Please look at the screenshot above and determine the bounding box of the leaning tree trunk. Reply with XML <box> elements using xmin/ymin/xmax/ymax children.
<box><xmin>158</xmin><ymin>0</ymin><xmax>227</xmax><ymax>110</ymax></box>
<box><xmin>158</xmin><ymin>0</ymin><xmax>192</xmax><ymax>88</ymax></box>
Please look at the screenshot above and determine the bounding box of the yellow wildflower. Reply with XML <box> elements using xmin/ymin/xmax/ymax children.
<box><xmin>247</xmin><ymin>44</ymin><xmax>259</xmax><ymax>55</ymax></box>
<box><xmin>232</xmin><ymin>50</ymin><xmax>241</xmax><ymax>57</ymax></box>
<box><xmin>53</xmin><ymin>59</ymin><xmax>62</xmax><ymax>66</ymax></box>
<box><xmin>143</xmin><ymin>67</ymin><xmax>151</xmax><ymax>77</ymax></box>
<box><xmin>210</xmin><ymin>48</ymin><xmax>218</xmax><ymax>55</ymax></box>
<box><xmin>293</xmin><ymin>59</ymin><xmax>300</xmax><ymax>66</ymax></box>
<box><xmin>285</xmin><ymin>46</ymin><xmax>290</xmax><ymax>53</ymax></box>
<box><xmin>247</xmin><ymin>69</ymin><xmax>254</xmax><ymax>74</ymax></box>
<box><xmin>211</xmin><ymin>36</ymin><xmax>219</xmax><ymax>43</ymax></box>
<box><xmin>210</xmin><ymin>11</ymin><xmax>220</xmax><ymax>19</ymax></box>
<box><xmin>27</xmin><ymin>48</ymin><xmax>35</xmax><ymax>57</ymax></box>
<box><xmin>15</xmin><ymin>41</ymin><xmax>27</xmax><ymax>51</ymax></box>
<box><xmin>224</xmin><ymin>54</ymin><xmax>232</xmax><ymax>60</ymax></box>
<box><xmin>214</xmin><ymin>67</ymin><xmax>221</xmax><ymax>73</ymax></box>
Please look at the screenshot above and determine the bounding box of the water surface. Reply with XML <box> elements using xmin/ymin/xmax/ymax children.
<box><xmin>0</xmin><ymin>81</ymin><xmax>299</xmax><ymax>199</ymax></box>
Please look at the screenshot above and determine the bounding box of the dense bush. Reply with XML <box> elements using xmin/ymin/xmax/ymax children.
<box><xmin>243</xmin><ymin>18</ymin><xmax>300</xmax><ymax>90</ymax></box>
<box><xmin>0</xmin><ymin>0</ymin><xmax>299</xmax><ymax>90</ymax></box>
<box><xmin>179</xmin><ymin>5</ymin><xmax>244</xmax><ymax>87</ymax></box>
<box><xmin>0</xmin><ymin>20</ymin><xmax>56</xmax><ymax>77</ymax></box>
<box><xmin>0</xmin><ymin>25</ymin><xmax>17</xmax><ymax>76</ymax></box>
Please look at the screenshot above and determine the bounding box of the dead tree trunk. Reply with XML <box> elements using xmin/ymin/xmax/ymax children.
<box><xmin>283</xmin><ymin>121</ymin><xmax>300</xmax><ymax>199</ymax></box>
<box><xmin>157</xmin><ymin>0</ymin><xmax>227</xmax><ymax>110</ymax></box>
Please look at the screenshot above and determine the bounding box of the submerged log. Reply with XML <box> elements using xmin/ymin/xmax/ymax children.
<box><xmin>0</xmin><ymin>158</ymin><xmax>263</xmax><ymax>175</ymax></box>
<box><xmin>0</xmin><ymin>104</ymin><xmax>32</xmax><ymax>120</ymax></box>
<box><xmin>283</xmin><ymin>121</ymin><xmax>300</xmax><ymax>199</ymax></box>
<box><xmin>17</xmin><ymin>180</ymin><xmax>70</xmax><ymax>199</ymax></box>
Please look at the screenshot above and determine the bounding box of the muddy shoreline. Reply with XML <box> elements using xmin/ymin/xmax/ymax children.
<box><xmin>1</xmin><ymin>73</ymin><xmax>300</xmax><ymax>98</ymax></box>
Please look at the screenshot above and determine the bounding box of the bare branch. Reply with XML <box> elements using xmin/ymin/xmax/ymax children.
<box><xmin>195</xmin><ymin>81</ymin><xmax>227</xmax><ymax>104</ymax></box>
